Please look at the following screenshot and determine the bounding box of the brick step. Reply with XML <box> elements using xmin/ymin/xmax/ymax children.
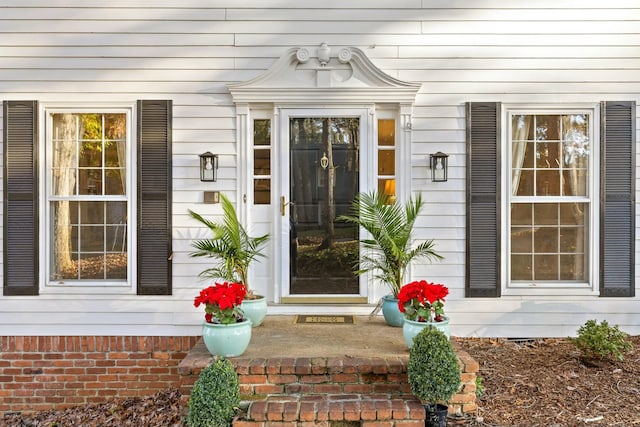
<box><xmin>178</xmin><ymin>340</ymin><xmax>479</xmax><ymax>424</ymax></box>
<box><xmin>233</xmin><ymin>394</ymin><xmax>427</xmax><ymax>427</ymax></box>
<box><xmin>233</xmin><ymin>355</ymin><xmax>413</xmax><ymax>397</ymax></box>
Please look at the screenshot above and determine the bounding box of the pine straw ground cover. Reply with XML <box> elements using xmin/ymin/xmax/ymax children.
<box><xmin>457</xmin><ymin>335</ymin><xmax>640</xmax><ymax>427</ymax></box>
<box><xmin>2</xmin><ymin>336</ymin><xmax>639</xmax><ymax>427</ymax></box>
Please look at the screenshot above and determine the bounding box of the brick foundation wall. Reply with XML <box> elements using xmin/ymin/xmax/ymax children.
<box><xmin>0</xmin><ymin>336</ymin><xmax>198</xmax><ymax>414</ymax></box>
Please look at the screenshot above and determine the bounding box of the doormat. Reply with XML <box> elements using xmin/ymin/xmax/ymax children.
<box><xmin>294</xmin><ymin>315</ymin><xmax>354</xmax><ymax>324</ymax></box>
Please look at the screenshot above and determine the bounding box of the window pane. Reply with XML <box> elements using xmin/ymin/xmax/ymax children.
<box><xmin>78</xmin><ymin>169</ymin><xmax>102</xmax><ymax>195</ymax></box>
<box><xmin>560</xmin><ymin>255</ymin><xmax>586</xmax><ymax>281</ymax></box>
<box><xmin>559</xmin><ymin>227</ymin><xmax>580</xmax><ymax>252</ymax></box>
<box><xmin>534</xmin><ymin>255</ymin><xmax>558</xmax><ymax>280</ymax></box>
<box><xmin>511</xmin><ymin>203</ymin><xmax>532</xmax><ymax>225</ymax></box>
<box><xmin>106</xmin><ymin>253</ymin><xmax>127</xmax><ymax>280</ymax></box>
<box><xmin>378</xmin><ymin>150</ymin><xmax>395</xmax><ymax>175</ymax></box>
<box><xmin>535</xmin><ymin>142</ymin><xmax>560</xmax><ymax>169</ymax></box>
<box><xmin>254</xmin><ymin>119</ymin><xmax>271</xmax><ymax>146</ymax></box>
<box><xmin>511</xmin><ymin>255</ymin><xmax>532</xmax><ymax>280</ymax></box>
<box><xmin>534</xmin><ymin>203</ymin><xmax>557</xmax><ymax>225</ymax></box>
<box><xmin>52</xmin><ymin>168</ymin><xmax>77</xmax><ymax>196</ymax></box>
<box><xmin>514</xmin><ymin>169</ymin><xmax>534</xmax><ymax>196</ymax></box>
<box><xmin>533</xmin><ymin>228</ymin><xmax>557</xmax><ymax>253</ymax></box>
<box><xmin>105</xmin><ymin>169</ymin><xmax>126</xmax><ymax>195</ymax></box>
<box><xmin>536</xmin><ymin>170</ymin><xmax>561</xmax><ymax>196</ymax></box>
<box><xmin>378</xmin><ymin>179</ymin><xmax>396</xmax><ymax>202</ymax></box>
<box><xmin>512</xmin><ymin>115</ymin><xmax>534</xmax><ymax>141</ymax></box>
<box><xmin>378</xmin><ymin>119</ymin><xmax>395</xmax><ymax>146</ymax></box>
<box><xmin>80</xmin><ymin>201</ymin><xmax>103</xmax><ymax>223</ymax></box>
<box><xmin>79</xmin><ymin>142</ymin><xmax>102</xmax><ymax>167</ymax></box>
<box><xmin>105</xmin><ymin>140</ymin><xmax>125</xmax><ymax>167</ymax></box>
<box><xmin>79</xmin><ymin>254</ymin><xmax>106</xmax><ymax>279</ymax></box>
<box><xmin>562</xmin><ymin>169</ymin><xmax>587</xmax><ymax>196</ymax></box>
<box><xmin>254</xmin><ymin>149</ymin><xmax>270</xmax><ymax>175</ymax></box>
<box><xmin>254</xmin><ymin>179</ymin><xmax>270</xmax><ymax>204</ymax></box>
<box><xmin>80</xmin><ymin>225</ymin><xmax>104</xmax><ymax>251</ymax></box>
<box><xmin>106</xmin><ymin>225</ymin><xmax>127</xmax><ymax>252</ymax></box>
<box><xmin>536</xmin><ymin>115</ymin><xmax>560</xmax><ymax>141</ymax></box>
<box><xmin>511</xmin><ymin>227</ymin><xmax>532</xmax><ymax>252</ymax></box>
<box><xmin>560</xmin><ymin>203</ymin><xmax>586</xmax><ymax>225</ymax></box>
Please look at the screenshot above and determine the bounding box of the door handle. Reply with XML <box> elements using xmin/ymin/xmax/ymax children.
<box><xmin>281</xmin><ymin>196</ymin><xmax>294</xmax><ymax>216</ymax></box>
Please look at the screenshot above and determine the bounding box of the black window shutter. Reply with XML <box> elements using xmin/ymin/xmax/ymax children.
<box><xmin>137</xmin><ymin>100</ymin><xmax>172</xmax><ymax>295</ymax></box>
<box><xmin>3</xmin><ymin>101</ymin><xmax>39</xmax><ymax>296</ymax></box>
<box><xmin>600</xmin><ymin>101</ymin><xmax>635</xmax><ymax>297</ymax></box>
<box><xmin>466</xmin><ymin>102</ymin><xmax>501</xmax><ymax>297</ymax></box>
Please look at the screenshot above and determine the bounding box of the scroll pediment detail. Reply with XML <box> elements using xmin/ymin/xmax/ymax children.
<box><xmin>228</xmin><ymin>43</ymin><xmax>421</xmax><ymax>103</ymax></box>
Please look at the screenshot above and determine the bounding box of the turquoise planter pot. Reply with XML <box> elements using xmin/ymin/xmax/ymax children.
<box><xmin>402</xmin><ymin>317</ymin><xmax>450</xmax><ymax>348</ymax></box>
<box><xmin>241</xmin><ymin>296</ymin><xmax>268</xmax><ymax>327</ymax></box>
<box><xmin>381</xmin><ymin>295</ymin><xmax>404</xmax><ymax>327</ymax></box>
<box><xmin>201</xmin><ymin>319</ymin><xmax>252</xmax><ymax>357</ymax></box>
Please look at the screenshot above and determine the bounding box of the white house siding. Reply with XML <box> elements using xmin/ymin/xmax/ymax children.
<box><xmin>0</xmin><ymin>0</ymin><xmax>638</xmax><ymax>337</ymax></box>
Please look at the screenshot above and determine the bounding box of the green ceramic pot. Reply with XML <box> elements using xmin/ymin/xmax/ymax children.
<box><xmin>201</xmin><ymin>319</ymin><xmax>252</xmax><ymax>357</ymax></box>
<box><xmin>381</xmin><ymin>294</ymin><xmax>404</xmax><ymax>327</ymax></box>
<box><xmin>402</xmin><ymin>317</ymin><xmax>450</xmax><ymax>348</ymax></box>
<box><xmin>240</xmin><ymin>295</ymin><xmax>268</xmax><ymax>327</ymax></box>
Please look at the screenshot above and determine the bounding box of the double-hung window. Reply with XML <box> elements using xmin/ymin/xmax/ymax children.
<box><xmin>46</xmin><ymin>110</ymin><xmax>131</xmax><ymax>286</ymax></box>
<box><xmin>4</xmin><ymin>100</ymin><xmax>171</xmax><ymax>296</ymax></box>
<box><xmin>508</xmin><ymin>110</ymin><xmax>594</xmax><ymax>291</ymax></box>
<box><xmin>467</xmin><ymin>101</ymin><xmax>634</xmax><ymax>298</ymax></box>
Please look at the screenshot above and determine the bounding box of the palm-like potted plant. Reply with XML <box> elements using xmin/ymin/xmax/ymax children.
<box><xmin>189</xmin><ymin>193</ymin><xmax>270</xmax><ymax>326</ymax></box>
<box><xmin>407</xmin><ymin>327</ymin><xmax>461</xmax><ymax>427</ymax></box>
<box><xmin>339</xmin><ymin>191</ymin><xmax>442</xmax><ymax>326</ymax></box>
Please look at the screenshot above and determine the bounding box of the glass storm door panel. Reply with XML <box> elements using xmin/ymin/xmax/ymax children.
<box><xmin>288</xmin><ymin>117</ymin><xmax>360</xmax><ymax>295</ymax></box>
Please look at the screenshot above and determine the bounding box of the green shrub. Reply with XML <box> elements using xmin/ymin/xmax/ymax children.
<box><xmin>407</xmin><ymin>327</ymin><xmax>461</xmax><ymax>406</ymax></box>
<box><xmin>570</xmin><ymin>319</ymin><xmax>633</xmax><ymax>362</ymax></box>
<box><xmin>475</xmin><ymin>375</ymin><xmax>485</xmax><ymax>398</ymax></box>
<box><xmin>188</xmin><ymin>357</ymin><xmax>240</xmax><ymax>427</ymax></box>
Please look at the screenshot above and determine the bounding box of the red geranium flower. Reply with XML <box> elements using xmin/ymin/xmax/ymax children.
<box><xmin>194</xmin><ymin>282</ymin><xmax>247</xmax><ymax>324</ymax></box>
<box><xmin>397</xmin><ymin>280</ymin><xmax>448</xmax><ymax>323</ymax></box>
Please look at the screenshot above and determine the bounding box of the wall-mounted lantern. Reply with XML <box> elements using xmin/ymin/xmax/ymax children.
<box><xmin>430</xmin><ymin>152</ymin><xmax>449</xmax><ymax>182</ymax></box>
<box><xmin>199</xmin><ymin>151</ymin><xmax>218</xmax><ymax>182</ymax></box>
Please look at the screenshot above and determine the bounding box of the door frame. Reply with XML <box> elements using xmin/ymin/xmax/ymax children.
<box><xmin>276</xmin><ymin>107</ymin><xmax>374</xmax><ymax>304</ymax></box>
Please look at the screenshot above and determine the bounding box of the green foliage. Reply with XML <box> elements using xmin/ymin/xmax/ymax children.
<box><xmin>475</xmin><ymin>375</ymin><xmax>485</xmax><ymax>398</ymax></box>
<box><xmin>188</xmin><ymin>358</ymin><xmax>240</xmax><ymax>427</ymax></box>
<box><xmin>189</xmin><ymin>193</ymin><xmax>269</xmax><ymax>294</ymax></box>
<box><xmin>570</xmin><ymin>319</ymin><xmax>633</xmax><ymax>362</ymax></box>
<box><xmin>407</xmin><ymin>327</ymin><xmax>461</xmax><ymax>405</ymax></box>
<box><xmin>338</xmin><ymin>191</ymin><xmax>442</xmax><ymax>297</ymax></box>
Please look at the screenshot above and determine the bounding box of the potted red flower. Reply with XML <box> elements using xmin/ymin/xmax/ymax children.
<box><xmin>194</xmin><ymin>281</ymin><xmax>247</xmax><ymax>324</ymax></box>
<box><xmin>397</xmin><ymin>280</ymin><xmax>450</xmax><ymax>348</ymax></box>
<box><xmin>194</xmin><ymin>281</ymin><xmax>252</xmax><ymax>356</ymax></box>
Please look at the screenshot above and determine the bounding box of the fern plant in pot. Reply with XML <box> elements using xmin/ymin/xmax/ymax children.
<box><xmin>339</xmin><ymin>191</ymin><xmax>442</xmax><ymax>327</ymax></box>
<box><xmin>189</xmin><ymin>193</ymin><xmax>270</xmax><ymax>327</ymax></box>
<box><xmin>407</xmin><ymin>327</ymin><xmax>461</xmax><ymax>427</ymax></box>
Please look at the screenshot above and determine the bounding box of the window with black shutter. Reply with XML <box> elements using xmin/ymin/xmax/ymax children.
<box><xmin>2</xmin><ymin>100</ymin><xmax>172</xmax><ymax>296</ymax></box>
<box><xmin>466</xmin><ymin>101</ymin><xmax>635</xmax><ymax>298</ymax></box>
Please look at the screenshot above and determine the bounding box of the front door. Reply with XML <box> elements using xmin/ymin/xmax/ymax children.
<box><xmin>279</xmin><ymin>110</ymin><xmax>369</xmax><ymax>302</ymax></box>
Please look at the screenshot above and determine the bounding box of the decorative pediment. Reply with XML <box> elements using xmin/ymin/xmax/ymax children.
<box><xmin>228</xmin><ymin>43</ymin><xmax>421</xmax><ymax>104</ymax></box>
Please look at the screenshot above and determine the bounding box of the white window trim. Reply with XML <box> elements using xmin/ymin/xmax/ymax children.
<box><xmin>39</xmin><ymin>103</ymin><xmax>137</xmax><ymax>295</ymax></box>
<box><xmin>500</xmin><ymin>103</ymin><xmax>600</xmax><ymax>297</ymax></box>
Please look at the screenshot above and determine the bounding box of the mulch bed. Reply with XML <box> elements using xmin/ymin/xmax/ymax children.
<box><xmin>2</xmin><ymin>336</ymin><xmax>638</xmax><ymax>426</ymax></box>
<box><xmin>457</xmin><ymin>335</ymin><xmax>640</xmax><ymax>427</ymax></box>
